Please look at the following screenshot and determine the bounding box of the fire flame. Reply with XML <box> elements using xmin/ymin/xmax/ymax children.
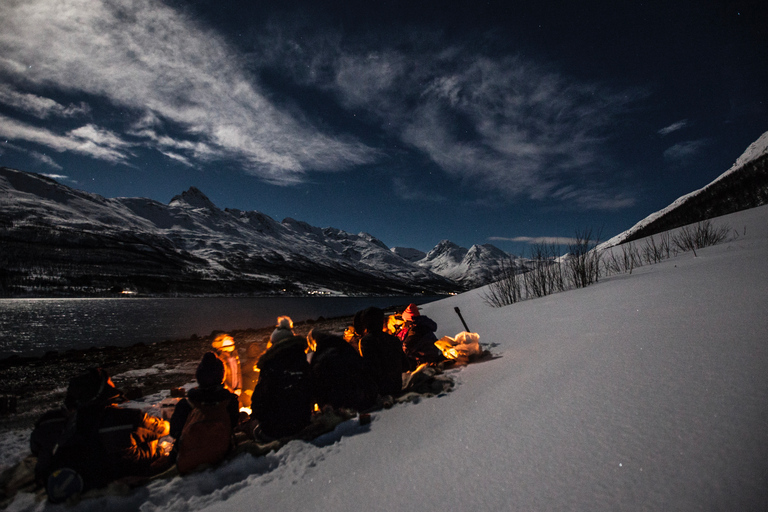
<box><xmin>434</xmin><ymin>332</ymin><xmax>481</xmax><ymax>361</ymax></box>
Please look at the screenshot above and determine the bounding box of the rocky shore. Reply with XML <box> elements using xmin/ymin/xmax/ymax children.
<box><xmin>0</xmin><ymin>314</ymin><xmax>354</xmax><ymax>433</ymax></box>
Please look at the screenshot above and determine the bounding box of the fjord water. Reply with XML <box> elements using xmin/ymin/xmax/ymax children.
<box><xmin>0</xmin><ymin>296</ymin><xmax>440</xmax><ymax>358</ymax></box>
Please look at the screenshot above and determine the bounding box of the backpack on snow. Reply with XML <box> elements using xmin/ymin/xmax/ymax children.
<box><xmin>175</xmin><ymin>399</ymin><xmax>233</xmax><ymax>475</ymax></box>
<box><xmin>43</xmin><ymin>410</ymin><xmax>106</xmax><ymax>503</ymax></box>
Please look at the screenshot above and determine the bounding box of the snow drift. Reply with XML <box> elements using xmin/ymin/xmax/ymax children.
<box><xmin>3</xmin><ymin>203</ymin><xmax>767</xmax><ymax>511</ymax></box>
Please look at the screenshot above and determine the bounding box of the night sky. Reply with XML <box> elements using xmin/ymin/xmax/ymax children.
<box><xmin>1</xmin><ymin>0</ymin><xmax>766</xmax><ymax>253</ymax></box>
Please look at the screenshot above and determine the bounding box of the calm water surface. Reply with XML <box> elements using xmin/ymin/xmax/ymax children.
<box><xmin>0</xmin><ymin>296</ymin><xmax>440</xmax><ymax>358</ymax></box>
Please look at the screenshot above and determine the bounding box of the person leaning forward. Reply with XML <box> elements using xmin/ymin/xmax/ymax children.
<box><xmin>356</xmin><ymin>306</ymin><xmax>409</xmax><ymax>398</ymax></box>
<box><xmin>32</xmin><ymin>367</ymin><xmax>170</xmax><ymax>502</ymax></box>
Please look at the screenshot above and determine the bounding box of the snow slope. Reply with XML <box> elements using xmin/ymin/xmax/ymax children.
<box><xmin>600</xmin><ymin>129</ymin><xmax>768</xmax><ymax>249</ymax></box>
<box><xmin>5</xmin><ymin>205</ymin><xmax>768</xmax><ymax>511</ymax></box>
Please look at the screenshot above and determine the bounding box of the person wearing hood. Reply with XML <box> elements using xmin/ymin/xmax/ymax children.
<box><xmin>251</xmin><ymin>334</ymin><xmax>312</xmax><ymax>440</ymax></box>
<box><xmin>356</xmin><ymin>307</ymin><xmax>408</xmax><ymax>398</ymax></box>
<box><xmin>211</xmin><ymin>334</ymin><xmax>243</xmax><ymax>403</ymax></box>
<box><xmin>33</xmin><ymin>368</ymin><xmax>170</xmax><ymax>502</ymax></box>
<box><xmin>169</xmin><ymin>353</ymin><xmax>240</xmax><ymax>448</ymax></box>
<box><xmin>397</xmin><ymin>303</ymin><xmax>446</xmax><ymax>370</ymax></box>
<box><xmin>308</xmin><ymin>330</ymin><xmax>377</xmax><ymax>412</ymax></box>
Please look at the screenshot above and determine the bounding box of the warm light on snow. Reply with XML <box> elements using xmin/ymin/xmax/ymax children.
<box><xmin>1</xmin><ymin>205</ymin><xmax>767</xmax><ymax>511</ymax></box>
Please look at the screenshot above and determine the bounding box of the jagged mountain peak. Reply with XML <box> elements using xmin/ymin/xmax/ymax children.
<box><xmin>423</xmin><ymin>240</ymin><xmax>468</xmax><ymax>263</ymax></box>
<box><xmin>466</xmin><ymin>243</ymin><xmax>509</xmax><ymax>257</ymax></box>
<box><xmin>357</xmin><ymin>232</ymin><xmax>390</xmax><ymax>250</ymax></box>
<box><xmin>169</xmin><ymin>187</ymin><xmax>218</xmax><ymax>211</ymax></box>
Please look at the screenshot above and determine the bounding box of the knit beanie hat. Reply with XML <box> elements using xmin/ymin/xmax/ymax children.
<box><xmin>270</xmin><ymin>316</ymin><xmax>295</xmax><ymax>345</ymax></box>
<box><xmin>401</xmin><ymin>303</ymin><xmax>420</xmax><ymax>322</ymax></box>
<box><xmin>64</xmin><ymin>367</ymin><xmax>121</xmax><ymax>409</ymax></box>
<box><xmin>196</xmin><ymin>352</ymin><xmax>225</xmax><ymax>387</ymax></box>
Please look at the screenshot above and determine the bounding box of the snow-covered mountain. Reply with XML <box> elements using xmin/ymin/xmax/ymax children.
<box><xmin>601</xmin><ymin>130</ymin><xmax>768</xmax><ymax>248</ymax></box>
<box><xmin>0</xmin><ymin>168</ymin><xmax>462</xmax><ymax>296</ymax></box>
<box><xmin>390</xmin><ymin>247</ymin><xmax>426</xmax><ymax>262</ymax></box>
<box><xmin>408</xmin><ymin>240</ymin><xmax>516</xmax><ymax>288</ymax></box>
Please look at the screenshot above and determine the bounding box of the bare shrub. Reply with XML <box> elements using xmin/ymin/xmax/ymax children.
<box><xmin>481</xmin><ymin>257</ymin><xmax>523</xmax><ymax>307</ymax></box>
<box><xmin>603</xmin><ymin>242</ymin><xmax>642</xmax><ymax>275</ymax></box>
<box><xmin>672</xmin><ymin>220</ymin><xmax>730</xmax><ymax>256</ymax></box>
<box><xmin>566</xmin><ymin>228</ymin><xmax>602</xmax><ymax>288</ymax></box>
<box><xmin>523</xmin><ymin>243</ymin><xmax>561</xmax><ymax>298</ymax></box>
<box><xmin>642</xmin><ymin>233</ymin><xmax>671</xmax><ymax>265</ymax></box>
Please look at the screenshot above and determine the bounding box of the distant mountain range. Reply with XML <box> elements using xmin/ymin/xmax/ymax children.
<box><xmin>0</xmin><ymin>168</ymin><xmax>514</xmax><ymax>296</ymax></box>
<box><xmin>2</xmin><ymin>130</ymin><xmax>766</xmax><ymax>297</ymax></box>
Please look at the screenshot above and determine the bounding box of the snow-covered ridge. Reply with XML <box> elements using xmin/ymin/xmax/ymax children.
<box><xmin>600</xmin><ymin>129</ymin><xmax>768</xmax><ymax>249</ymax></box>
<box><xmin>0</xmin><ymin>167</ymin><xmax>508</xmax><ymax>295</ymax></box>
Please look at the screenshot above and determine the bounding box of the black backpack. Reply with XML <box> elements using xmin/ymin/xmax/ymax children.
<box><xmin>44</xmin><ymin>409</ymin><xmax>106</xmax><ymax>503</ymax></box>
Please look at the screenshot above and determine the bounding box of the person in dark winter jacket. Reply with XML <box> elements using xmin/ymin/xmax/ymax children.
<box><xmin>356</xmin><ymin>307</ymin><xmax>408</xmax><ymax>398</ymax></box>
<box><xmin>397</xmin><ymin>303</ymin><xmax>446</xmax><ymax>370</ymax></box>
<box><xmin>308</xmin><ymin>330</ymin><xmax>378</xmax><ymax>412</ymax></box>
<box><xmin>32</xmin><ymin>368</ymin><xmax>169</xmax><ymax>501</ymax></box>
<box><xmin>169</xmin><ymin>352</ymin><xmax>240</xmax><ymax>459</ymax></box>
<box><xmin>251</xmin><ymin>335</ymin><xmax>312</xmax><ymax>440</ymax></box>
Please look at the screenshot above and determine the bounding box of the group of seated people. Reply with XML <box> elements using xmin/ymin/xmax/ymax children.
<box><xmin>30</xmin><ymin>303</ymin><xmax>444</xmax><ymax>502</ymax></box>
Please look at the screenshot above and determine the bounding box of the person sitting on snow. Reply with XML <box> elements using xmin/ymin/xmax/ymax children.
<box><xmin>211</xmin><ymin>334</ymin><xmax>242</xmax><ymax>401</ymax></box>
<box><xmin>269</xmin><ymin>315</ymin><xmax>295</xmax><ymax>348</ymax></box>
<box><xmin>307</xmin><ymin>330</ymin><xmax>377</xmax><ymax>413</ymax></box>
<box><xmin>33</xmin><ymin>367</ymin><xmax>170</xmax><ymax>502</ymax></box>
<box><xmin>251</xmin><ymin>334</ymin><xmax>312</xmax><ymax>440</ymax></box>
<box><xmin>397</xmin><ymin>303</ymin><xmax>445</xmax><ymax>370</ymax></box>
<box><xmin>169</xmin><ymin>352</ymin><xmax>240</xmax><ymax>474</ymax></box>
<box><xmin>356</xmin><ymin>307</ymin><xmax>409</xmax><ymax>399</ymax></box>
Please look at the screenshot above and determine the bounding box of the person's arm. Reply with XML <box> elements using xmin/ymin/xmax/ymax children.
<box><xmin>169</xmin><ymin>399</ymin><xmax>192</xmax><ymax>440</ymax></box>
<box><xmin>126</xmin><ymin>413</ymin><xmax>169</xmax><ymax>464</ymax></box>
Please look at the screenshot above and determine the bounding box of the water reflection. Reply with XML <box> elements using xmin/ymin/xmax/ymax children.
<box><xmin>0</xmin><ymin>296</ymin><xmax>440</xmax><ymax>358</ymax></box>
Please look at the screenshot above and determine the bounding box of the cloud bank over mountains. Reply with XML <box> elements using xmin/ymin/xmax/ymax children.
<box><xmin>1</xmin><ymin>0</ymin><xmax>644</xmax><ymax>208</ymax></box>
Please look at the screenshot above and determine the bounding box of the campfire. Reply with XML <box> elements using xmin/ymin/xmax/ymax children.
<box><xmin>434</xmin><ymin>332</ymin><xmax>482</xmax><ymax>363</ymax></box>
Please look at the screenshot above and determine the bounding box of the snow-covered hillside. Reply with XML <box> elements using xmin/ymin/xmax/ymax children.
<box><xmin>600</xmin><ymin>129</ymin><xmax>768</xmax><ymax>249</ymax></box>
<box><xmin>4</xmin><ymin>204</ymin><xmax>766</xmax><ymax>511</ymax></box>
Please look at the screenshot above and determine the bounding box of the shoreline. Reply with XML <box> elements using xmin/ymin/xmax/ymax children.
<box><xmin>0</xmin><ymin>314</ymin><xmax>354</xmax><ymax>434</ymax></box>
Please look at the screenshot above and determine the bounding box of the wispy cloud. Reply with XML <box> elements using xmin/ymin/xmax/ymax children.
<box><xmin>658</xmin><ymin>120</ymin><xmax>689</xmax><ymax>136</ymax></box>
<box><xmin>489</xmin><ymin>236</ymin><xmax>579</xmax><ymax>245</ymax></box>
<box><xmin>41</xmin><ymin>173</ymin><xmax>70</xmax><ymax>181</ymax></box>
<box><xmin>29</xmin><ymin>152</ymin><xmax>63</xmax><ymax>171</ymax></box>
<box><xmin>257</xmin><ymin>28</ymin><xmax>646</xmax><ymax>208</ymax></box>
<box><xmin>0</xmin><ymin>0</ymin><xmax>376</xmax><ymax>182</ymax></box>
<box><xmin>663</xmin><ymin>139</ymin><xmax>708</xmax><ymax>163</ymax></box>
<box><xmin>0</xmin><ymin>114</ymin><xmax>130</xmax><ymax>163</ymax></box>
<box><xmin>0</xmin><ymin>84</ymin><xmax>90</xmax><ymax>119</ymax></box>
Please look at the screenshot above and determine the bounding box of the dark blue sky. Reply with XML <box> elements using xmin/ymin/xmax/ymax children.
<box><xmin>1</xmin><ymin>0</ymin><xmax>766</xmax><ymax>253</ymax></box>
